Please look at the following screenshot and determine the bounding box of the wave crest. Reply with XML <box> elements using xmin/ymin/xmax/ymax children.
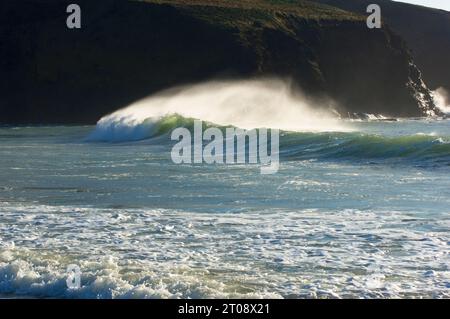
<box><xmin>87</xmin><ymin>79</ymin><xmax>347</xmax><ymax>142</ymax></box>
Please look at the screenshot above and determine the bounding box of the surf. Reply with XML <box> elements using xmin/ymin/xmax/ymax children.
<box><xmin>85</xmin><ymin>79</ymin><xmax>450</xmax><ymax>167</ymax></box>
<box><xmin>432</xmin><ymin>87</ymin><xmax>450</xmax><ymax>115</ymax></box>
<box><xmin>87</xmin><ymin>78</ymin><xmax>348</xmax><ymax>142</ymax></box>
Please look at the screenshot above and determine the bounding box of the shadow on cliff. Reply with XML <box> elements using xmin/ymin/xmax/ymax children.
<box><xmin>0</xmin><ymin>0</ymin><xmax>438</xmax><ymax>124</ymax></box>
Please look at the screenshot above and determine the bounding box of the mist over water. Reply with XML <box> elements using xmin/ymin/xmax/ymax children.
<box><xmin>432</xmin><ymin>87</ymin><xmax>450</xmax><ymax>114</ymax></box>
<box><xmin>88</xmin><ymin>79</ymin><xmax>348</xmax><ymax>142</ymax></box>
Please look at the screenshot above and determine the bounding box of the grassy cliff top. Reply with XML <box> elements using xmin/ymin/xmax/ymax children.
<box><xmin>136</xmin><ymin>0</ymin><xmax>363</xmax><ymax>25</ymax></box>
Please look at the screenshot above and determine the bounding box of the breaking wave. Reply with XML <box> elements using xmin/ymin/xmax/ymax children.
<box><xmin>86</xmin><ymin>112</ymin><xmax>450</xmax><ymax>165</ymax></box>
<box><xmin>87</xmin><ymin>78</ymin><xmax>347</xmax><ymax>142</ymax></box>
<box><xmin>85</xmin><ymin>79</ymin><xmax>450</xmax><ymax>166</ymax></box>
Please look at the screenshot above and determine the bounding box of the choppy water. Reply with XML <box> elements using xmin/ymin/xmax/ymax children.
<box><xmin>0</xmin><ymin>119</ymin><xmax>450</xmax><ymax>298</ymax></box>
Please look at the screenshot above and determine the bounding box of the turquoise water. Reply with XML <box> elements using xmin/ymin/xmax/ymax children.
<box><xmin>0</xmin><ymin>119</ymin><xmax>449</xmax><ymax>298</ymax></box>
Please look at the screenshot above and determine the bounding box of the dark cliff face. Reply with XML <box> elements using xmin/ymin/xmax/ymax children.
<box><xmin>0</xmin><ymin>0</ymin><xmax>438</xmax><ymax>124</ymax></box>
<box><xmin>285</xmin><ymin>18</ymin><xmax>435</xmax><ymax>117</ymax></box>
<box><xmin>313</xmin><ymin>0</ymin><xmax>450</xmax><ymax>95</ymax></box>
<box><xmin>0</xmin><ymin>1</ymin><xmax>258</xmax><ymax>124</ymax></box>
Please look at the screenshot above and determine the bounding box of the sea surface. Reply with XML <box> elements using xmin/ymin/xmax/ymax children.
<box><xmin>0</xmin><ymin>118</ymin><xmax>449</xmax><ymax>298</ymax></box>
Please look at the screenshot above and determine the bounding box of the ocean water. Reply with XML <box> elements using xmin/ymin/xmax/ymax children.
<box><xmin>0</xmin><ymin>117</ymin><xmax>449</xmax><ymax>299</ymax></box>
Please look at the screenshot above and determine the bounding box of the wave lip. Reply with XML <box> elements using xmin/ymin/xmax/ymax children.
<box><xmin>86</xmin><ymin>114</ymin><xmax>197</xmax><ymax>142</ymax></box>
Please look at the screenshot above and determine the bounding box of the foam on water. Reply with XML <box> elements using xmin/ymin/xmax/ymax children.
<box><xmin>1</xmin><ymin>121</ymin><xmax>450</xmax><ymax>299</ymax></box>
<box><xmin>0</xmin><ymin>204</ymin><xmax>449</xmax><ymax>299</ymax></box>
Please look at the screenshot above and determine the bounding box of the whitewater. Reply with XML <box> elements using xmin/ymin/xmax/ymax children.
<box><xmin>1</xmin><ymin>79</ymin><xmax>450</xmax><ymax>298</ymax></box>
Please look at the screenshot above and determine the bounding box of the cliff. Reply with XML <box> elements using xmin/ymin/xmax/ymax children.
<box><xmin>0</xmin><ymin>0</ymin><xmax>439</xmax><ymax>124</ymax></box>
<box><xmin>313</xmin><ymin>0</ymin><xmax>450</xmax><ymax>94</ymax></box>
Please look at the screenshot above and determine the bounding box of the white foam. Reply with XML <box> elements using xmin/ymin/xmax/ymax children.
<box><xmin>1</xmin><ymin>204</ymin><xmax>449</xmax><ymax>298</ymax></box>
<box><xmin>432</xmin><ymin>87</ymin><xmax>450</xmax><ymax>114</ymax></box>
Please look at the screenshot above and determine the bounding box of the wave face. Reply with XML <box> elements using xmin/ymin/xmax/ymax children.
<box><xmin>280</xmin><ymin>132</ymin><xmax>450</xmax><ymax>165</ymax></box>
<box><xmin>87</xmin><ymin>79</ymin><xmax>347</xmax><ymax>142</ymax></box>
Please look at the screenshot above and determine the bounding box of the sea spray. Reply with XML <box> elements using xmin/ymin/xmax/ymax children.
<box><xmin>87</xmin><ymin>79</ymin><xmax>348</xmax><ymax>142</ymax></box>
<box><xmin>432</xmin><ymin>87</ymin><xmax>450</xmax><ymax>114</ymax></box>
